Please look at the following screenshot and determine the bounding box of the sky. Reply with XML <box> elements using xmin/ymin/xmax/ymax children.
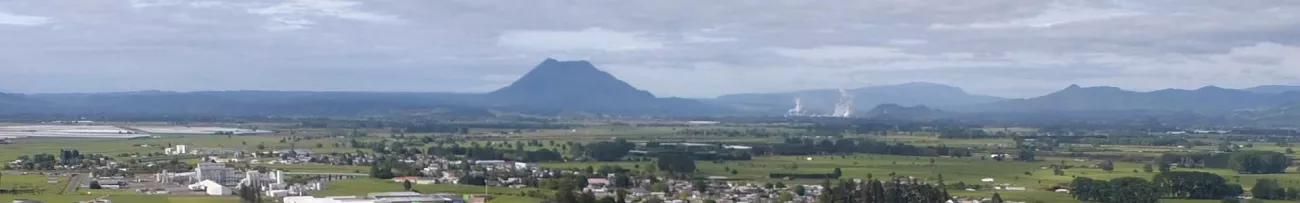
<box><xmin>1</xmin><ymin>0</ymin><xmax>1299</xmax><ymax>98</ymax></box>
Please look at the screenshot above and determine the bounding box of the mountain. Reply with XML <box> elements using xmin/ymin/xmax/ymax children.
<box><xmin>489</xmin><ymin>59</ymin><xmax>724</xmax><ymax>115</ymax></box>
<box><xmin>709</xmin><ymin>82</ymin><xmax>1005</xmax><ymax>115</ymax></box>
<box><xmin>4</xmin><ymin>59</ymin><xmax>725</xmax><ymax>117</ymax></box>
<box><xmin>862</xmin><ymin>104</ymin><xmax>951</xmax><ymax>120</ymax></box>
<box><xmin>0</xmin><ymin>92</ymin><xmax>45</xmax><ymax>113</ymax></box>
<box><xmin>22</xmin><ymin>91</ymin><xmax>481</xmax><ymax>116</ymax></box>
<box><xmin>969</xmin><ymin>85</ymin><xmax>1300</xmax><ymax>112</ymax></box>
<box><xmin>489</xmin><ymin>59</ymin><xmax>655</xmax><ymax>108</ymax></box>
<box><xmin>1246</xmin><ymin>85</ymin><xmax>1300</xmax><ymax>94</ymax></box>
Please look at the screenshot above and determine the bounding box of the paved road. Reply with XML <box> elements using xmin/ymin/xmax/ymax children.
<box><xmin>62</xmin><ymin>173</ymin><xmax>84</xmax><ymax>195</ymax></box>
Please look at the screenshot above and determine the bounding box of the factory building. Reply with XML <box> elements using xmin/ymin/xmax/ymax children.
<box><xmin>195</xmin><ymin>163</ymin><xmax>241</xmax><ymax>186</ymax></box>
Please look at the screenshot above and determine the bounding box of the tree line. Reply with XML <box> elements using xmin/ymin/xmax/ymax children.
<box><xmin>1073</xmin><ymin>171</ymin><xmax>1244</xmax><ymax>203</ymax></box>
<box><xmin>770</xmin><ymin>138</ymin><xmax>972</xmax><ymax>157</ymax></box>
<box><xmin>817</xmin><ymin>177</ymin><xmax>950</xmax><ymax>203</ymax></box>
<box><xmin>1155</xmin><ymin>151</ymin><xmax>1290</xmax><ymax>174</ymax></box>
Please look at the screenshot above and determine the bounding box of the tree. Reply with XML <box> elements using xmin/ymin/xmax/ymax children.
<box><xmin>693</xmin><ymin>180</ymin><xmax>708</xmax><ymax>193</ymax></box>
<box><xmin>1100</xmin><ymin>160</ymin><xmax>1115</xmax><ymax>173</ymax></box>
<box><xmin>1287</xmin><ymin>148</ymin><xmax>1295</xmax><ymax>154</ymax></box>
<box><xmin>1252</xmin><ymin>179</ymin><xmax>1286</xmax><ymax>200</ymax></box>
<box><xmin>1152</xmin><ymin>171</ymin><xmax>1241</xmax><ymax>199</ymax></box>
<box><xmin>651</xmin><ymin>183</ymin><xmax>668</xmax><ymax>192</ymax></box>
<box><xmin>616</xmin><ymin>189</ymin><xmax>628</xmax><ymax>203</ymax></box>
<box><xmin>1015</xmin><ymin>149</ymin><xmax>1036</xmax><ymax>161</ymax></box>
<box><xmin>776</xmin><ymin>182</ymin><xmax>787</xmax><ymax>188</ymax></box>
<box><xmin>256</xmin><ymin>144</ymin><xmax>266</xmax><ymax>151</ymax></box>
<box><xmin>832</xmin><ymin>167</ymin><xmax>843</xmax><ymax>178</ymax></box>
<box><xmin>794</xmin><ymin>185</ymin><xmax>807</xmax><ymax>196</ymax></box>
<box><xmin>656</xmin><ymin>153</ymin><xmax>696</xmax><ymax>174</ymax></box>
<box><xmin>778</xmin><ymin>193</ymin><xmax>794</xmax><ymax>202</ymax></box>
<box><xmin>89</xmin><ymin>180</ymin><xmax>102</xmax><ymax>189</ymax></box>
<box><xmin>1229</xmin><ymin>151</ymin><xmax>1291</xmax><ymax>174</ymax></box>
<box><xmin>764</xmin><ymin>182</ymin><xmax>775</xmax><ymax>189</ymax></box>
<box><xmin>1142</xmin><ymin>164</ymin><xmax>1154</xmax><ymax>173</ymax></box>
<box><xmin>1071</xmin><ymin>177</ymin><xmax>1161</xmax><ymax>203</ymax></box>
<box><xmin>991</xmin><ymin>193</ymin><xmax>1004</xmax><ymax>203</ymax></box>
<box><xmin>403</xmin><ymin>180</ymin><xmax>413</xmax><ymax>191</ymax></box>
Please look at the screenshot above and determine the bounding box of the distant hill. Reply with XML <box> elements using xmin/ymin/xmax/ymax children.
<box><xmin>24</xmin><ymin>91</ymin><xmax>482</xmax><ymax>116</ymax></box>
<box><xmin>1246</xmin><ymin>85</ymin><xmax>1300</xmax><ymax>94</ymax></box>
<box><xmin>967</xmin><ymin>85</ymin><xmax>1300</xmax><ymax>112</ymax></box>
<box><xmin>7</xmin><ymin>59</ymin><xmax>728</xmax><ymax>117</ymax></box>
<box><xmin>0</xmin><ymin>93</ymin><xmax>44</xmax><ymax>113</ymax></box>
<box><xmin>862</xmin><ymin>104</ymin><xmax>951</xmax><ymax>120</ymax></box>
<box><xmin>709</xmin><ymin>82</ymin><xmax>1004</xmax><ymax>115</ymax></box>
<box><xmin>489</xmin><ymin>59</ymin><xmax>725</xmax><ymax>115</ymax></box>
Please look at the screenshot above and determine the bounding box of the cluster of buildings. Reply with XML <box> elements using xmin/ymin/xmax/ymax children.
<box><xmin>284</xmin><ymin>192</ymin><xmax>470</xmax><ymax>203</ymax></box>
<box><xmin>163</xmin><ymin>145</ymin><xmax>188</xmax><ymax>155</ymax></box>
<box><xmin>151</xmin><ymin>162</ymin><xmax>329</xmax><ymax>197</ymax></box>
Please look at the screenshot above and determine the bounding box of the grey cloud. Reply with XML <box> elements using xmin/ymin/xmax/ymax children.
<box><xmin>1</xmin><ymin>0</ymin><xmax>1299</xmax><ymax>98</ymax></box>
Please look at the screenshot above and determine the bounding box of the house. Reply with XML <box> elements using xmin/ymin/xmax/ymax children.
<box><xmin>587</xmin><ymin>178</ymin><xmax>610</xmax><ymax>187</ymax></box>
<box><xmin>392</xmin><ymin>176</ymin><xmax>422</xmax><ymax>183</ymax></box>
<box><xmin>587</xmin><ymin>178</ymin><xmax>610</xmax><ymax>192</ymax></box>
<box><xmin>474</xmin><ymin>160</ymin><xmax>507</xmax><ymax>165</ymax></box>
<box><xmin>513</xmin><ymin>162</ymin><xmax>536</xmax><ymax>170</ymax></box>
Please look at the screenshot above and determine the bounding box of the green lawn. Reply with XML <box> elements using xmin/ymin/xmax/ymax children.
<box><xmin>0</xmin><ymin>174</ymin><xmax>65</xmax><ymax>195</ymax></box>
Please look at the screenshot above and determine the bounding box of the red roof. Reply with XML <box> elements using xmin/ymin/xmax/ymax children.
<box><xmin>393</xmin><ymin>176</ymin><xmax>422</xmax><ymax>180</ymax></box>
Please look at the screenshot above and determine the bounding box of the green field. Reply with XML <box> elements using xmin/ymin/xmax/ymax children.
<box><xmin>314</xmin><ymin>179</ymin><xmax>548</xmax><ymax>203</ymax></box>
<box><xmin>0</xmin><ymin>174</ymin><xmax>65</xmax><ymax>195</ymax></box>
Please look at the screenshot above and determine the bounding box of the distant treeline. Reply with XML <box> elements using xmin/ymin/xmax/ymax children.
<box><xmin>1053</xmin><ymin>136</ymin><xmax>1204</xmax><ymax>147</ymax></box>
<box><xmin>299</xmin><ymin>121</ymin><xmax>576</xmax><ymax>133</ymax></box>
<box><xmin>1155</xmin><ymin>151</ymin><xmax>1291</xmax><ymax>174</ymax></box>
<box><xmin>769</xmin><ymin>138</ymin><xmax>972</xmax><ymax>157</ymax></box>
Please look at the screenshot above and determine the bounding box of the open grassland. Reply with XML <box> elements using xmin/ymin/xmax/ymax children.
<box><xmin>314</xmin><ymin>178</ymin><xmax>548</xmax><ymax>203</ymax></box>
<box><xmin>877</xmin><ymin>135</ymin><xmax>1015</xmax><ymax>148</ymax></box>
<box><xmin>0</xmin><ymin>174</ymin><xmax>65</xmax><ymax>195</ymax></box>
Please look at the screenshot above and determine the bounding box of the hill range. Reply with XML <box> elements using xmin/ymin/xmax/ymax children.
<box><xmin>3</xmin><ymin>59</ymin><xmax>1300</xmax><ymax>123</ymax></box>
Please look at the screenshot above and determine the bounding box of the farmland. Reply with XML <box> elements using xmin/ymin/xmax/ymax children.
<box><xmin>5</xmin><ymin>122</ymin><xmax>1300</xmax><ymax>203</ymax></box>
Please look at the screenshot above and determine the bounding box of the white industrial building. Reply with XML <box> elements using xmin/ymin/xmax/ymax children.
<box><xmin>241</xmin><ymin>170</ymin><xmax>286</xmax><ymax>190</ymax></box>
<box><xmin>195</xmin><ymin>163</ymin><xmax>241</xmax><ymax>186</ymax></box>
<box><xmin>189</xmin><ymin>180</ymin><xmax>232</xmax><ymax>196</ymax></box>
<box><xmin>165</xmin><ymin>145</ymin><xmax>189</xmax><ymax>155</ymax></box>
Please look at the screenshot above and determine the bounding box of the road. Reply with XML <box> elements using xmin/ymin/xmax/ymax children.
<box><xmin>62</xmin><ymin>173</ymin><xmax>84</xmax><ymax>195</ymax></box>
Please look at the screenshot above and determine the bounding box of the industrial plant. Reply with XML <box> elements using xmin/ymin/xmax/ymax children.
<box><xmin>786</xmin><ymin>88</ymin><xmax>855</xmax><ymax>118</ymax></box>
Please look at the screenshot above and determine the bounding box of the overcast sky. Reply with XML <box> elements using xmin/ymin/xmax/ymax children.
<box><xmin>2</xmin><ymin>0</ymin><xmax>1298</xmax><ymax>98</ymax></box>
